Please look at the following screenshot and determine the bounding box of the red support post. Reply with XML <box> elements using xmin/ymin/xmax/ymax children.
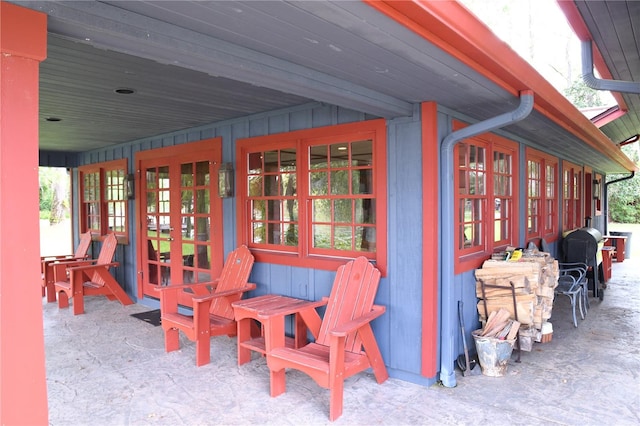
<box><xmin>0</xmin><ymin>3</ymin><xmax>48</xmax><ymax>424</ymax></box>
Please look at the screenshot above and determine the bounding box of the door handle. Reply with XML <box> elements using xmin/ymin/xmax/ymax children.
<box><xmin>167</xmin><ymin>237</ymin><xmax>174</xmax><ymax>241</ymax></box>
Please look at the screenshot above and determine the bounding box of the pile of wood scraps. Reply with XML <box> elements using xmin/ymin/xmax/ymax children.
<box><xmin>477</xmin><ymin>308</ymin><xmax>520</xmax><ymax>341</ymax></box>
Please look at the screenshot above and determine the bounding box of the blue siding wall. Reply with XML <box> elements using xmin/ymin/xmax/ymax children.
<box><xmin>71</xmin><ymin>101</ymin><xmax>438</xmax><ymax>384</ymax></box>
<box><xmin>65</xmin><ymin>98</ymin><xmax>610</xmax><ymax>386</ymax></box>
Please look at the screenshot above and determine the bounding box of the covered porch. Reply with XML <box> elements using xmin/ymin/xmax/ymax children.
<box><xmin>44</xmin><ymin>259</ymin><xmax>639</xmax><ymax>425</ymax></box>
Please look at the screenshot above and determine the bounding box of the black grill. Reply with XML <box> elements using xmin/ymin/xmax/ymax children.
<box><xmin>562</xmin><ymin>227</ymin><xmax>604</xmax><ymax>299</ymax></box>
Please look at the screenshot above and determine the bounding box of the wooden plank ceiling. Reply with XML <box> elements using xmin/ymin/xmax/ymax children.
<box><xmin>10</xmin><ymin>1</ymin><xmax>638</xmax><ymax>172</ymax></box>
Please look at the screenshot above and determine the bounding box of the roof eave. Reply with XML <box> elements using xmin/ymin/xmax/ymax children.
<box><xmin>364</xmin><ymin>0</ymin><xmax>637</xmax><ymax>173</ymax></box>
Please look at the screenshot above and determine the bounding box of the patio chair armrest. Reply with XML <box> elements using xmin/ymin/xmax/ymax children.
<box><xmin>42</xmin><ymin>254</ymin><xmax>83</xmax><ymax>262</ymax></box>
<box><xmin>55</xmin><ymin>258</ymin><xmax>97</xmax><ymax>267</ymax></box>
<box><xmin>329</xmin><ymin>305</ymin><xmax>386</xmax><ymax>337</ymax></box>
<box><xmin>67</xmin><ymin>261</ymin><xmax>119</xmax><ymax>272</ymax></box>
<box><xmin>154</xmin><ymin>280</ymin><xmax>220</xmax><ymax>295</ymax></box>
<box><xmin>191</xmin><ymin>283</ymin><xmax>257</xmax><ymax>303</ymax></box>
<box><xmin>556</xmin><ymin>275</ymin><xmax>580</xmax><ymax>293</ymax></box>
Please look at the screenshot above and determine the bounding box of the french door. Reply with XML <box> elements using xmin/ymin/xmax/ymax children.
<box><xmin>136</xmin><ymin>139</ymin><xmax>224</xmax><ymax>305</ymax></box>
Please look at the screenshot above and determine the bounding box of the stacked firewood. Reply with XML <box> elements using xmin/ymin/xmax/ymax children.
<box><xmin>475</xmin><ymin>252</ymin><xmax>559</xmax><ymax>331</ymax></box>
<box><xmin>476</xmin><ymin>308</ymin><xmax>520</xmax><ymax>340</ymax></box>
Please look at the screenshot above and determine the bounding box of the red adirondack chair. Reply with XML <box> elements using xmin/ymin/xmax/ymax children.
<box><xmin>53</xmin><ymin>233</ymin><xmax>133</xmax><ymax>315</ymax></box>
<box><xmin>267</xmin><ymin>256</ymin><xmax>388</xmax><ymax>421</ymax></box>
<box><xmin>41</xmin><ymin>232</ymin><xmax>92</xmax><ymax>302</ymax></box>
<box><xmin>156</xmin><ymin>245</ymin><xmax>255</xmax><ymax>367</ymax></box>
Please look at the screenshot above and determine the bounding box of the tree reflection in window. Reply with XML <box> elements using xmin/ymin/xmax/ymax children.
<box><xmin>309</xmin><ymin>140</ymin><xmax>375</xmax><ymax>252</ymax></box>
<box><xmin>247</xmin><ymin>148</ymin><xmax>298</xmax><ymax>248</ymax></box>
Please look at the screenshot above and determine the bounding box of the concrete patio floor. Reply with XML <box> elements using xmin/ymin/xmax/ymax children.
<box><xmin>43</xmin><ymin>259</ymin><xmax>639</xmax><ymax>426</ymax></box>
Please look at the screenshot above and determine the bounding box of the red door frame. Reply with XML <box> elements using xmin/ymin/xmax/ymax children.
<box><xmin>134</xmin><ymin>139</ymin><xmax>224</xmax><ymax>301</ymax></box>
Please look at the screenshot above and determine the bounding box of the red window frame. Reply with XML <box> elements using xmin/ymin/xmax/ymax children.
<box><xmin>78</xmin><ymin>159</ymin><xmax>129</xmax><ymax>243</ymax></box>
<box><xmin>453</xmin><ymin>122</ymin><xmax>519</xmax><ymax>273</ymax></box>
<box><xmin>526</xmin><ymin>148</ymin><xmax>558</xmax><ymax>241</ymax></box>
<box><xmin>562</xmin><ymin>160</ymin><xmax>583</xmax><ymax>231</ymax></box>
<box><xmin>236</xmin><ymin>120</ymin><xmax>387</xmax><ymax>275</ymax></box>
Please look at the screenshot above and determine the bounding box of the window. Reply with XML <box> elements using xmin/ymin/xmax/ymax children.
<box><xmin>457</xmin><ymin>142</ymin><xmax>487</xmax><ymax>255</ymax></box>
<box><xmin>78</xmin><ymin>159</ymin><xmax>129</xmax><ymax>243</ymax></box>
<box><xmin>454</xmin><ymin>124</ymin><xmax>518</xmax><ymax>273</ymax></box>
<box><xmin>237</xmin><ymin>120</ymin><xmax>387</xmax><ymax>274</ymax></box>
<box><xmin>562</xmin><ymin>160</ymin><xmax>582</xmax><ymax>231</ymax></box>
<box><xmin>526</xmin><ymin>148</ymin><xmax>558</xmax><ymax>240</ymax></box>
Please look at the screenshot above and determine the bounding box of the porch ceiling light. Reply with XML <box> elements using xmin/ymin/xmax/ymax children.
<box><xmin>114</xmin><ymin>87</ymin><xmax>136</xmax><ymax>95</ymax></box>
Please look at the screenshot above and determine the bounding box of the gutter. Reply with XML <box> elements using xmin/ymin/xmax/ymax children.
<box><xmin>582</xmin><ymin>40</ymin><xmax>640</xmax><ymax>94</ymax></box>
<box><xmin>439</xmin><ymin>90</ymin><xmax>534</xmax><ymax>388</ymax></box>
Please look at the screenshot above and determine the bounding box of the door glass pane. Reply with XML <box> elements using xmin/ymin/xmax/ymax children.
<box><xmin>195</xmin><ymin>161</ymin><xmax>209</xmax><ymax>185</ymax></box>
<box><xmin>196</xmin><ymin>217</ymin><xmax>210</xmax><ymax>243</ymax></box>
<box><xmin>330</xmin><ymin>143</ymin><xmax>349</xmax><ymax>168</ymax></box>
<box><xmin>310</xmin><ymin>145</ymin><xmax>328</xmax><ymax>169</ymax></box>
<box><xmin>195</xmin><ymin>189</ymin><xmax>209</xmax><ymax>214</ymax></box>
<box><xmin>181</xmin><ymin>163</ymin><xmax>193</xmax><ymax>187</ymax></box>
<box><xmin>351</xmin><ymin>140</ymin><xmax>372</xmax><ymax>166</ymax></box>
<box><xmin>182</xmin><ymin>241</ymin><xmax>195</xmax><ymax>284</ymax></box>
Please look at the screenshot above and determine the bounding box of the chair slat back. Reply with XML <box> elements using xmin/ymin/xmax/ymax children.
<box><xmin>73</xmin><ymin>232</ymin><xmax>92</xmax><ymax>258</ymax></box>
<box><xmin>316</xmin><ymin>256</ymin><xmax>381</xmax><ymax>353</ymax></box>
<box><xmin>211</xmin><ymin>245</ymin><xmax>254</xmax><ymax>319</ymax></box>
<box><xmin>89</xmin><ymin>233</ymin><xmax>118</xmax><ymax>285</ymax></box>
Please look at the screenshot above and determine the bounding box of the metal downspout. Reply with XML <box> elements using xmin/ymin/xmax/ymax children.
<box><xmin>604</xmin><ymin>171</ymin><xmax>636</xmax><ymax>235</ymax></box>
<box><xmin>582</xmin><ymin>40</ymin><xmax>640</xmax><ymax>94</ymax></box>
<box><xmin>439</xmin><ymin>90</ymin><xmax>534</xmax><ymax>388</ymax></box>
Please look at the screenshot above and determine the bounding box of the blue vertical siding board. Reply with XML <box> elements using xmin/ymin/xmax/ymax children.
<box><xmin>268</xmin><ymin>264</ymin><xmax>292</xmax><ymax>295</ymax></box>
<box><xmin>290</xmin><ymin>109</ymin><xmax>312</xmax><ymax>131</ymax></box>
<box><xmin>232</xmin><ymin>121</ymin><xmax>250</xmax><ymax>142</ymax></box>
<box><xmin>311</xmin><ymin>268</ymin><xmax>335</xmax><ymax>301</ymax></box>
<box><xmin>201</xmin><ymin>127</ymin><xmax>214</xmax><ymax>140</ymax></box>
<box><xmin>311</xmin><ymin>104</ymin><xmax>333</xmax><ymax>128</ymax></box>
<box><xmin>174</xmin><ymin>134</ymin><xmax>187</xmax><ymax>145</ymax></box>
<box><xmin>249</xmin><ymin>262</ymin><xmax>270</xmax><ymax>296</ymax></box>
<box><xmin>151</xmin><ymin>138</ymin><xmax>164</xmax><ymax>150</ymax></box>
<box><xmin>337</xmin><ymin>107</ymin><xmax>364</xmax><ymax>124</ymax></box>
<box><xmin>267</xmin><ymin>114</ymin><xmax>287</xmax><ymax>134</ymax></box>
<box><xmin>386</xmin><ymin>116</ymin><xmax>423</xmax><ymax>373</ymax></box>
<box><xmin>290</xmin><ymin>266</ymin><xmax>310</xmax><ymax>300</ymax></box>
<box><xmin>372</xmin><ymin>275</ymin><xmax>391</xmax><ymax>369</ymax></box>
<box><xmin>249</xmin><ymin>117</ymin><xmax>267</xmax><ymax>137</ymax></box>
<box><xmin>187</xmin><ymin>131</ymin><xmax>201</xmax><ymax>142</ymax></box>
<box><xmin>220</xmin><ymin>124</ymin><xmax>235</xmax><ymax>164</ymax></box>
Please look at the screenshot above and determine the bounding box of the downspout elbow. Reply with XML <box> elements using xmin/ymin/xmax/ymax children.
<box><xmin>582</xmin><ymin>40</ymin><xmax>640</xmax><ymax>94</ymax></box>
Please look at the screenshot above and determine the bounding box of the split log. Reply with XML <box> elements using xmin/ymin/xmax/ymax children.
<box><xmin>477</xmin><ymin>294</ymin><xmax>535</xmax><ymax>325</ymax></box>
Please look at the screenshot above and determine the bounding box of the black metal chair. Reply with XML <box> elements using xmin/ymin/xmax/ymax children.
<box><xmin>555</xmin><ymin>264</ymin><xmax>585</xmax><ymax>327</ymax></box>
<box><xmin>559</xmin><ymin>262</ymin><xmax>589</xmax><ymax>316</ymax></box>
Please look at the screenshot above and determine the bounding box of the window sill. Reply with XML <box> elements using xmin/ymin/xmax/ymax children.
<box><xmin>250</xmin><ymin>248</ymin><xmax>386</xmax><ymax>277</ymax></box>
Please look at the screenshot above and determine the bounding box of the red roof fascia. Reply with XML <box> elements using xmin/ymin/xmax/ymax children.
<box><xmin>363</xmin><ymin>0</ymin><xmax>636</xmax><ymax>172</ymax></box>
